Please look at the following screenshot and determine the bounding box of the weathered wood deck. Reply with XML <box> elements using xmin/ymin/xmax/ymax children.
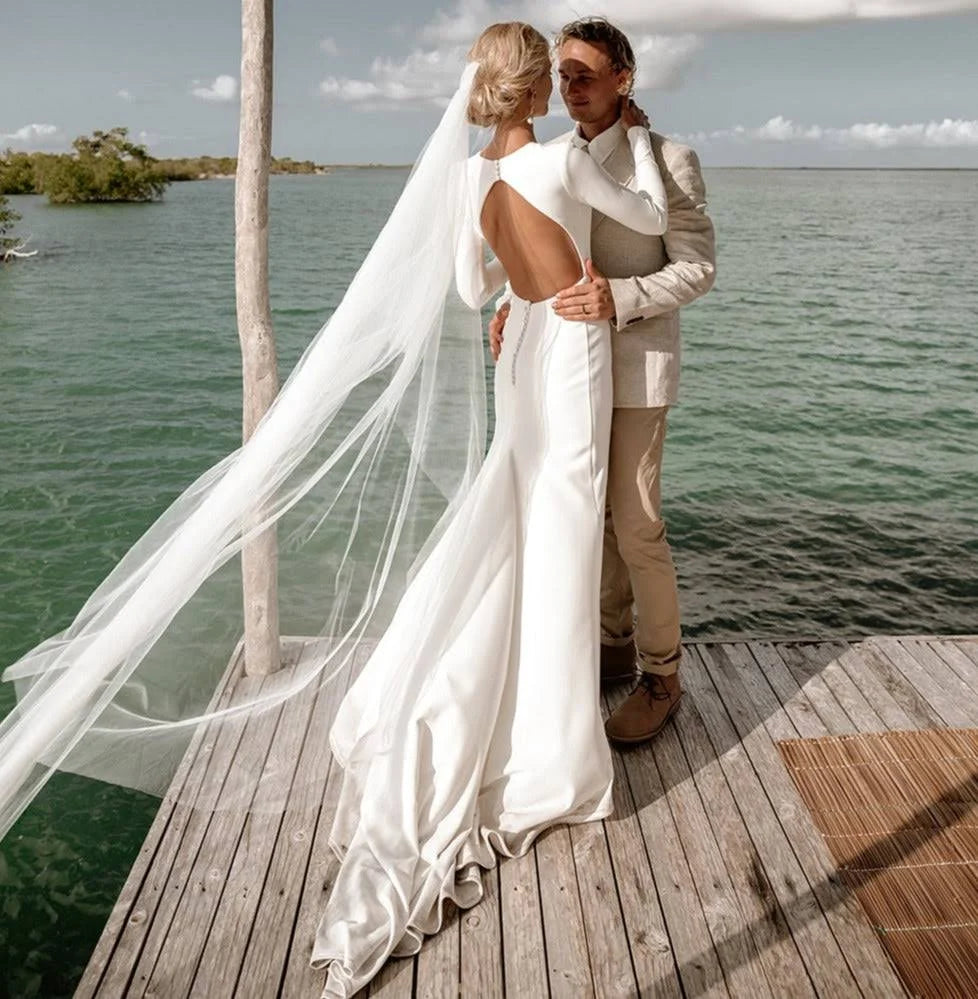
<box><xmin>75</xmin><ymin>634</ymin><xmax>978</xmax><ymax>998</ymax></box>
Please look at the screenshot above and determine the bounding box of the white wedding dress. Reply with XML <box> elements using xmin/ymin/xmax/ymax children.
<box><xmin>311</xmin><ymin>126</ymin><xmax>668</xmax><ymax>997</ymax></box>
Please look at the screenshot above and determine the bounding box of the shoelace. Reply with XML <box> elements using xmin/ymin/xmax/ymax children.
<box><xmin>637</xmin><ymin>672</ymin><xmax>672</xmax><ymax>701</ymax></box>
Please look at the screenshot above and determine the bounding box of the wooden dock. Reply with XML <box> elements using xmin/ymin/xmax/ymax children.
<box><xmin>74</xmin><ymin>634</ymin><xmax>978</xmax><ymax>998</ymax></box>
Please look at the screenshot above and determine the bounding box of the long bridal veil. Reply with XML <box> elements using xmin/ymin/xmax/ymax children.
<box><xmin>0</xmin><ymin>63</ymin><xmax>487</xmax><ymax>839</ymax></box>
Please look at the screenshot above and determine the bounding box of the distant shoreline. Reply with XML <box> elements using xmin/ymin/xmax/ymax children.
<box><xmin>317</xmin><ymin>164</ymin><xmax>977</xmax><ymax>172</ymax></box>
<box><xmin>703</xmin><ymin>165</ymin><xmax>978</xmax><ymax>171</ymax></box>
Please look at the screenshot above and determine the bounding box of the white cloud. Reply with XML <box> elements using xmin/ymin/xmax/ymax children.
<box><xmin>319</xmin><ymin>30</ymin><xmax>704</xmax><ymax>110</ymax></box>
<box><xmin>320</xmin><ymin>47</ymin><xmax>467</xmax><ymax>110</ymax></box>
<box><xmin>677</xmin><ymin>116</ymin><xmax>978</xmax><ymax>148</ymax></box>
<box><xmin>631</xmin><ymin>34</ymin><xmax>702</xmax><ymax>90</ymax></box>
<box><xmin>420</xmin><ymin>0</ymin><xmax>499</xmax><ymax>44</ymax></box>
<box><xmin>1</xmin><ymin>123</ymin><xmax>63</xmax><ymax>148</ymax></box>
<box><xmin>320</xmin><ymin>36</ymin><xmax>339</xmax><ymax>55</ymax></box>
<box><xmin>319</xmin><ymin>0</ymin><xmax>978</xmax><ymax>112</ymax></box>
<box><xmin>117</xmin><ymin>89</ymin><xmax>135</xmax><ymax>102</ymax></box>
<box><xmin>421</xmin><ymin>0</ymin><xmax>978</xmax><ymax>39</ymax></box>
<box><xmin>754</xmin><ymin>115</ymin><xmax>825</xmax><ymax>141</ymax></box>
<box><xmin>191</xmin><ymin>75</ymin><xmax>238</xmax><ymax>103</ymax></box>
<box><xmin>838</xmin><ymin>118</ymin><xmax>978</xmax><ymax>147</ymax></box>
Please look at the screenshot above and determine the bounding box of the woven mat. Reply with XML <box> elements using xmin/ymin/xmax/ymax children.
<box><xmin>778</xmin><ymin>728</ymin><xmax>978</xmax><ymax>999</ymax></box>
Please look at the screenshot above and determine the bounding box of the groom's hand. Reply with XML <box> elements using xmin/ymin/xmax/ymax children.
<box><xmin>489</xmin><ymin>302</ymin><xmax>509</xmax><ymax>362</ymax></box>
<box><xmin>553</xmin><ymin>259</ymin><xmax>616</xmax><ymax>323</ymax></box>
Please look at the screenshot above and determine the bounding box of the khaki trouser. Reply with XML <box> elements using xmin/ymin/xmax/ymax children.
<box><xmin>600</xmin><ymin>406</ymin><xmax>682</xmax><ymax>677</ymax></box>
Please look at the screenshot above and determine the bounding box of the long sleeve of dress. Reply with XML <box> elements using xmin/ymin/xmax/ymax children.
<box><xmin>454</xmin><ymin>194</ymin><xmax>508</xmax><ymax>310</ymax></box>
<box><xmin>606</xmin><ymin>141</ymin><xmax>715</xmax><ymax>329</ymax></box>
<box><xmin>563</xmin><ymin>126</ymin><xmax>668</xmax><ymax>236</ymax></box>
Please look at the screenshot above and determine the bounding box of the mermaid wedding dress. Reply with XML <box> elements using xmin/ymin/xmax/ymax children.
<box><xmin>311</xmin><ymin>126</ymin><xmax>668</xmax><ymax>996</ymax></box>
<box><xmin>0</xmin><ymin>61</ymin><xmax>667</xmax><ymax>999</ymax></box>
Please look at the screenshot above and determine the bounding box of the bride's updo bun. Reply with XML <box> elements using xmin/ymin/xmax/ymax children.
<box><xmin>467</xmin><ymin>23</ymin><xmax>551</xmax><ymax>127</ymax></box>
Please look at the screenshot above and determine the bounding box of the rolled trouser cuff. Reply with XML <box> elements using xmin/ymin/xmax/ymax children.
<box><xmin>637</xmin><ymin>646</ymin><xmax>681</xmax><ymax>677</ymax></box>
<box><xmin>600</xmin><ymin>629</ymin><xmax>636</xmax><ymax>648</ymax></box>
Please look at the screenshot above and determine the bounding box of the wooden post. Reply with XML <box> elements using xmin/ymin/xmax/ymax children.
<box><xmin>235</xmin><ymin>0</ymin><xmax>281</xmax><ymax>675</ymax></box>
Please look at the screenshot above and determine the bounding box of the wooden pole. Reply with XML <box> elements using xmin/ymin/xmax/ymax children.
<box><xmin>235</xmin><ymin>0</ymin><xmax>281</xmax><ymax>674</ymax></box>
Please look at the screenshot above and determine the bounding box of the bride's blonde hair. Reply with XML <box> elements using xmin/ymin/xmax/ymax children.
<box><xmin>467</xmin><ymin>22</ymin><xmax>551</xmax><ymax>127</ymax></box>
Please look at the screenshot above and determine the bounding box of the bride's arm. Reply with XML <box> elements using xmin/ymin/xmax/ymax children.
<box><xmin>454</xmin><ymin>194</ymin><xmax>507</xmax><ymax>310</ymax></box>
<box><xmin>562</xmin><ymin>127</ymin><xmax>668</xmax><ymax>235</ymax></box>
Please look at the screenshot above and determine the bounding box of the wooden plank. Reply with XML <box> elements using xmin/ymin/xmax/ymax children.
<box><xmin>844</xmin><ymin>640</ymin><xmax>945</xmax><ymax>730</ymax></box>
<box><xmin>94</xmin><ymin>650</ymin><xmax>273</xmax><ymax>996</ymax></box>
<box><xmin>931</xmin><ymin>638</ymin><xmax>978</xmax><ymax>695</ymax></box>
<box><xmin>868</xmin><ymin>638</ymin><xmax>976</xmax><ymax>728</ymax></box>
<box><xmin>193</xmin><ymin>659</ymin><xmax>322</xmax><ymax>990</ymax></box>
<box><xmin>830</xmin><ymin>643</ymin><xmax>924</xmax><ymax>732</ymax></box>
<box><xmin>951</xmin><ymin>637</ymin><xmax>978</xmax><ymax>668</ymax></box>
<box><xmin>894</xmin><ymin>639</ymin><xmax>978</xmax><ymax>724</ymax></box>
<box><xmin>600</xmin><ymin>689</ymin><xmax>681</xmax><ymax>999</ymax></box>
<box><xmin>685</xmin><ymin>644</ymin><xmax>867</xmax><ymax>998</ymax></box>
<box><xmin>779</xmin><ymin>643</ymin><xmax>884</xmax><ymax>734</ymax></box>
<box><xmin>234</xmin><ymin>639</ymin><xmax>359</xmax><ymax>996</ymax></box>
<box><xmin>535</xmin><ymin>824</ymin><xmax>594</xmax><ymax>997</ymax></box>
<box><xmin>459</xmin><ymin>864</ymin><xmax>503</xmax><ymax>997</ymax></box>
<box><xmin>568</xmin><ymin>814</ymin><xmax>637</xmax><ymax>998</ymax></box>
<box><xmin>498</xmin><ymin>842</ymin><xmax>548</xmax><ymax>998</ymax></box>
<box><xmin>282</xmin><ymin>641</ymin><xmax>376</xmax><ymax>999</ymax></box>
<box><xmin>367</xmin><ymin>955</ymin><xmax>416</xmax><ymax>998</ymax></box>
<box><xmin>771</xmin><ymin>643</ymin><xmax>856</xmax><ymax>736</ymax></box>
<box><xmin>140</xmin><ymin>667</ymin><xmax>296</xmax><ymax>997</ymax></box>
<box><xmin>715</xmin><ymin>643</ymin><xmax>908</xmax><ymax>998</ymax></box>
<box><xmin>653</xmin><ymin>717</ymin><xmax>773</xmax><ymax>999</ymax></box>
<box><xmin>608</xmin><ymin>685</ymin><xmax>730</xmax><ymax>999</ymax></box>
<box><xmin>415</xmin><ymin>900</ymin><xmax>460</xmax><ymax>999</ymax></box>
<box><xmin>74</xmin><ymin>641</ymin><xmax>244</xmax><ymax>998</ymax></box>
<box><xmin>668</xmin><ymin>672</ymin><xmax>815</xmax><ymax>998</ymax></box>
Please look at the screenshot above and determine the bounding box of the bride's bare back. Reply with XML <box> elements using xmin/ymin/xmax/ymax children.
<box><xmin>479</xmin><ymin>173</ymin><xmax>582</xmax><ymax>303</ymax></box>
<box><xmin>454</xmin><ymin>134</ymin><xmax>668</xmax><ymax>312</ymax></box>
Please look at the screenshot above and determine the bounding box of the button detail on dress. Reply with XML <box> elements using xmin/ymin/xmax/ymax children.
<box><xmin>510</xmin><ymin>303</ymin><xmax>532</xmax><ymax>386</ymax></box>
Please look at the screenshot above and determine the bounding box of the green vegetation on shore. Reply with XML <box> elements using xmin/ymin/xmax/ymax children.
<box><xmin>0</xmin><ymin>127</ymin><xmax>332</xmax><ymax>205</ymax></box>
<box><xmin>155</xmin><ymin>155</ymin><xmax>329</xmax><ymax>180</ymax></box>
<box><xmin>0</xmin><ymin>194</ymin><xmax>22</xmax><ymax>253</ymax></box>
<box><xmin>1</xmin><ymin>128</ymin><xmax>167</xmax><ymax>204</ymax></box>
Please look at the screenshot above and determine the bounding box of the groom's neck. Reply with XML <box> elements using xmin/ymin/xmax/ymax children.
<box><xmin>578</xmin><ymin>114</ymin><xmax>621</xmax><ymax>143</ymax></box>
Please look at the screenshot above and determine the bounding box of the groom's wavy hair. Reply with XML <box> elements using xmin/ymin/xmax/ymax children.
<box><xmin>467</xmin><ymin>23</ymin><xmax>551</xmax><ymax>127</ymax></box>
<box><xmin>554</xmin><ymin>16</ymin><xmax>636</xmax><ymax>94</ymax></box>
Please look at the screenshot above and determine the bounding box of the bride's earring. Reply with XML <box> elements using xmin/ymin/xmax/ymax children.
<box><xmin>527</xmin><ymin>87</ymin><xmax>536</xmax><ymax>125</ymax></box>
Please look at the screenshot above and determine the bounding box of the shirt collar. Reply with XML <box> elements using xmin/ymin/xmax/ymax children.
<box><xmin>571</xmin><ymin>119</ymin><xmax>627</xmax><ymax>164</ymax></box>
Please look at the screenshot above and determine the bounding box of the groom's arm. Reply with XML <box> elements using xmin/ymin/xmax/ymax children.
<box><xmin>608</xmin><ymin>141</ymin><xmax>716</xmax><ymax>328</ymax></box>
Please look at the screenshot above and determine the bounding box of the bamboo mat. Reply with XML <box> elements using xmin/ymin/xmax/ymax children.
<box><xmin>778</xmin><ymin>728</ymin><xmax>978</xmax><ymax>999</ymax></box>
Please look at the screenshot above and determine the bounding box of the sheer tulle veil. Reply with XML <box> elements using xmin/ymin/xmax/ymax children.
<box><xmin>0</xmin><ymin>62</ymin><xmax>488</xmax><ymax>839</ymax></box>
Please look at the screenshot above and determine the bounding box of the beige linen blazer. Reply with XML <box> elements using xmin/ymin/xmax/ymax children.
<box><xmin>551</xmin><ymin>123</ymin><xmax>717</xmax><ymax>408</ymax></box>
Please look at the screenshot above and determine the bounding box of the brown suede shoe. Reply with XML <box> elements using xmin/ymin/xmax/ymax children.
<box><xmin>605</xmin><ymin>670</ymin><xmax>683</xmax><ymax>745</ymax></box>
<box><xmin>600</xmin><ymin>640</ymin><xmax>637</xmax><ymax>685</ymax></box>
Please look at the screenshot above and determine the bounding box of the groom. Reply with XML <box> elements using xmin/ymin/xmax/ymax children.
<box><xmin>490</xmin><ymin>16</ymin><xmax>716</xmax><ymax>746</ymax></box>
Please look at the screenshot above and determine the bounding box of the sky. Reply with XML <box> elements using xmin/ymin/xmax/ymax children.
<box><xmin>2</xmin><ymin>0</ymin><xmax>978</xmax><ymax>167</ymax></box>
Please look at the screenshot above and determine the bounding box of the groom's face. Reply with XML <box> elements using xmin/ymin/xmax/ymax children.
<box><xmin>557</xmin><ymin>39</ymin><xmax>625</xmax><ymax>128</ymax></box>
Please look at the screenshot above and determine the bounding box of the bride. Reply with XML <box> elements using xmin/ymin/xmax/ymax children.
<box><xmin>311</xmin><ymin>22</ymin><xmax>667</xmax><ymax>996</ymax></box>
<box><xmin>0</xmin><ymin>20</ymin><xmax>666</xmax><ymax>999</ymax></box>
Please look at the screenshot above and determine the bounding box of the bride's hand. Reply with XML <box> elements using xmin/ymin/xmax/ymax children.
<box><xmin>620</xmin><ymin>98</ymin><xmax>649</xmax><ymax>131</ymax></box>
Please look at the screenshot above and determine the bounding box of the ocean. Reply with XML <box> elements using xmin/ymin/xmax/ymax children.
<box><xmin>1</xmin><ymin>167</ymin><xmax>976</xmax><ymax>995</ymax></box>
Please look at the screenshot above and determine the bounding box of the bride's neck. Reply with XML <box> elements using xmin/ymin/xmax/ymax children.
<box><xmin>487</xmin><ymin>120</ymin><xmax>535</xmax><ymax>156</ymax></box>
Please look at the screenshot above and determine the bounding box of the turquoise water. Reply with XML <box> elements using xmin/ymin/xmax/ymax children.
<box><xmin>1</xmin><ymin>169</ymin><xmax>977</xmax><ymax>995</ymax></box>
